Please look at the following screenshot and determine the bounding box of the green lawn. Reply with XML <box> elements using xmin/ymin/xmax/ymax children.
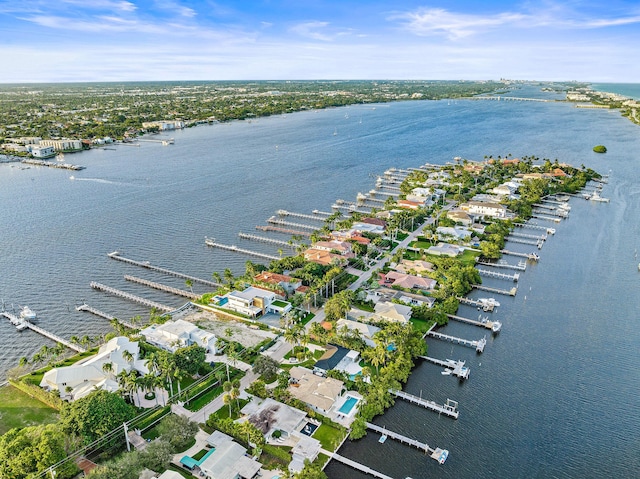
<box><xmin>0</xmin><ymin>385</ymin><xmax>59</xmax><ymax>435</ymax></box>
<box><xmin>313</xmin><ymin>423</ymin><xmax>346</xmax><ymax>452</ymax></box>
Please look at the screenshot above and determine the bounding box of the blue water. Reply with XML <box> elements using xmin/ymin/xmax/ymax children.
<box><xmin>592</xmin><ymin>83</ymin><xmax>640</xmax><ymax>100</ymax></box>
<box><xmin>338</xmin><ymin>396</ymin><xmax>359</xmax><ymax>415</ymax></box>
<box><xmin>1</xmin><ymin>85</ymin><xmax>640</xmax><ymax>478</ymax></box>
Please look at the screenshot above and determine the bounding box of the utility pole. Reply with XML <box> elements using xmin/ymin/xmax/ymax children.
<box><xmin>124</xmin><ymin>422</ymin><xmax>131</xmax><ymax>451</ymax></box>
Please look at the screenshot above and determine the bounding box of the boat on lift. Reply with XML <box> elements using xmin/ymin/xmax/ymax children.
<box><xmin>19</xmin><ymin>306</ymin><xmax>37</xmax><ymax>321</ymax></box>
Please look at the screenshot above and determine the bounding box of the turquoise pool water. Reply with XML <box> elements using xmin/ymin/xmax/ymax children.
<box><xmin>338</xmin><ymin>396</ymin><xmax>358</xmax><ymax>415</ymax></box>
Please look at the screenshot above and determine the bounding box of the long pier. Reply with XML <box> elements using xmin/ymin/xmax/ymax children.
<box><xmin>256</xmin><ymin>225</ymin><xmax>312</xmax><ymax>237</ymax></box>
<box><xmin>205</xmin><ymin>237</ymin><xmax>280</xmax><ymax>261</ymax></box>
<box><xmin>418</xmin><ymin>356</ymin><xmax>470</xmax><ymax>380</ymax></box>
<box><xmin>505</xmin><ymin>236</ymin><xmax>540</xmax><ymax>246</ymax></box>
<box><xmin>276</xmin><ymin>210</ymin><xmax>325</xmax><ymax>222</ymax></box>
<box><xmin>124</xmin><ymin>275</ymin><xmax>200</xmax><ymax>300</ymax></box>
<box><xmin>238</xmin><ymin>233</ymin><xmax>296</xmax><ymax>248</ymax></box>
<box><xmin>533</xmin><ymin>207</ymin><xmax>567</xmax><ymax>218</ymax></box>
<box><xmin>427</xmin><ymin>330</ymin><xmax>487</xmax><ymax>353</ymax></box>
<box><xmin>365</xmin><ymin>422</ymin><xmax>448</xmax><ymax>464</ymax></box>
<box><xmin>108</xmin><ymin>251</ymin><xmax>220</xmax><ymax>287</ymax></box>
<box><xmin>21</xmin><ymin>158</ymin><xmax>85</xmax><ymax>171</ymax></box>
<box><xmin>331</xmin><ymin>454</ymin><xmax>394</xmax><ymax>479</ymax></box>
<box><xmin>312</xmin><ymin>209</ymin><xmax>332</xmax><ymax>217</ymax></box>
<box><xmin>266</xmin><ymin>217</ymin><xmax>318</xmax><ymax>231</ymax></box>
<box><xmin>501</xmin><ymin>250</ymin><xmax>540</xmax><ymax>261</ymax></box>
<box><xmin>514</xmin><ymin>223</ymin><xmax>556</xmax><ymax>234</ymax></box>
<box><xmin>531</xmin><ymin>213</ymin><xmax>561</xmax><ymax>223</ymax></box>
<box><xmin>457</xmin><ymin>296</ymin><xmax>495</xmax><ymax>311</ymax></box>
<box><xmin>510</xmin><ymin>231</ymin><xmax>547</xmax><ymax>241</ymax></box>
<box><xmin>472</xmin><ymin>284</ymin><xmax>517</xmax><ymax>296</ymax></box>
<box><xmin>389</xmin><ymin>389</ymin><xmax>459</xmax><ymax>419</ymax></box>
<box><xmin>477</xmin><ymin>269</ymin><xmax>519</xmax><ymax>281</ymax></box>
<box><xmin>90</xmin><ymin>282</ymin><xmax>174</xmax><ymax>312</ymax></box>
<box><xmin>477</xmin><ymin>260</ymin><xmax>527</xmax><ymax>271</ymax></box>
<box><xmin>2</xmin><ymin>312</ymin><xmax>87</xmax><ymax>353</ymax></box>
<box><xmin>75</xmin><ymin>304</ymin><xmax>136</xmax><ymax>329</ymax></box>
<box><xmin>447</xmin><ymin>313</ymin><xmax>502</xmax><ymax>333</ymax></box>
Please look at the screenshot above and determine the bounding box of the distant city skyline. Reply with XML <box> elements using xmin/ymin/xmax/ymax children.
<box><xmin>1</xmin><ymin>0</ymin><xmax>639</xmax><ymax>83</ymax></box>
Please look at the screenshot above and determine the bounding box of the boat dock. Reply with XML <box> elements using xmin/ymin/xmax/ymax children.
<box><xmin>477</xmin><ymin>269</ymin><xmax>519</xmax><ymax>281</ymax></box>
<box><xmin>266</xmin><ymin>216</ymin><xmax>318</xmax><ymax>231</ymax></box>
<box><xmin>472</xmin><ymin>284</ymin><xmax>517</xmax><ymax>296</ymax></box>
<box><xmin>108</xmin><ymin>251</ymin><xmax>220</xmax><ymax>287</ymax></box>
<box><xmin>457</xmin><ymin>296</ymin><xmax>495</xmax><ymax>311</ymax></box>
<box><xmin>312</xmin><ymin>209</ymin><xmax>332</xmax><ymax>217</ymax></box>
<box><xmin>418</xmin><ymin>356</ymin><xmax>470</xmax><ymax>380</ymax></box>
<box><xmin>531</xmin><ymin>213</ymin><xmax>561</xmax><ymax>223</ymax></box>
<box><xmin>427</xmin><ymin>330</ymin><xmax>487</xmax><ymax>353</ymax></box>
<box><xmin>514</xmin><ymin>223</ymin><xmax>556</xmax><ymax>234</ymax></box>
<box><xmin>90</xmin><ymin>282</ymin><xmax>174</xmax><ymax>312</ymax></box>
<box><xmin>205</xmin><ymin>237</ymin><xmax>280</xmax><ymax>261</ymax></box>
<box><xmin>124</xmin><ymin>275</ymin><xmax>200</xmax><ymax>300</ymax></box>
<box><xmin>500</xmin><ymin>250</ymin><xmax>540</xmax><ymax>261</ymax></box>
<box><xmin>447</xmin><ymin>313</ymin><xmax>501</xmax><ymax>333</ymax></box>
<box><xmin>505</xmin><ymin>236</ymin><xmax>541</xmax><ymax>247</ymax></box>
<box><xmin>477</xmin><ymin>260</ymin><xmax>527</xmax><ymax>271</ymax></box>
<box><xmin>1</xmin><ymin>312</ymin><xmax>86</xmax><ymax>352</ymax></box>
<box><xmin>238</xmin><ymin>233</ymin><xmax>296</xmax><ymax>248</ymax></box>
<box><xmin>389</xmin><ymin>389</ymin><xmax>459</xmax><ymax>419</ymax></box>
<box><xmin>21</xmin><ymin>158</ymin><xmax>85</xmax><ymax>170</ymax></box>
<box><xmin>256</xmin><ymin>225</ymin><xmax>311</xmax><ymax>237</ymax></box>
<box><xmin>510</xmin><ymin>231</ymin><xmax>547</xmax><ymax>241</ymax></box>
<box><xmin>533</xmin><ymin>207</ymin><xmax>567</xmax><ymax>218</ymax></box>
<box><xmin>331</xmin><ymin>454</ymin><xmax>394</xmax><ymax>479</ymax></box>
<box><xmin>276</xmin><ymin>210</ymin><xmax>325</xmax><ymax>222</ymax></box>
<box><xmin>365</xmin><ymin>422</ymin><xmax>448</xmax><ymax>464</ymax></box>
<box><xmin>75</xmin><ymin>304</ymin><xmax>136</xmax><ymax>329</ymax></box>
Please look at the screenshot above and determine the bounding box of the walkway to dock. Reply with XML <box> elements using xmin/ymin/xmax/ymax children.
<box><xmin>501</xmin><ymin>250</ymin><xmax>540</xmax><ymax>261</ymax></box>
<box><xmin>505</xmin><ymin>236</ymin><xmax>540</xmax><ymax>246</ymax></box>
<box><xmin>204</xmin><ymin>238</ymin><xmax>280</xmax><ymax>261</ymax></box>
<box><xmin>108</xmin><ymin>251</ymin><xmax>220</xmax><ymax>287</ymax></box>
<box><xmin>477</xmin><ymin>269</ymin><xmax>519</xmax><ymax>281</ymax></box>
<box><xmin>331</xmin><ymin>454</ymin><xmax>394</xmax><ymax>479</ymax></box>
<box><xmin>255</xmin><ymin>225</ymin><xmax>311</xmax><ymax>237</ymax></box>
<box><xmin>510</xmin><ymin>231</ymin><xmax>547</xmax><ymax>241</ymax></box>
<box><xmin>531</xmin><ymin>213</ymin><xmax>561</xmax><ymax>223</ymax></box>
<box><xmin>90</xmin><ymin>282</ymin><xmax>174</xmax><ymax>312</ymax></box>
<box><xmin>124</xmin><ymin>275</ymin><xmax>200</xmax><ymax>300</ymax></box>
<box><xmin>266</xmin><ymin>216</ymin><xmax>318</xmax><ymax>231</ymax></box>
<box><xmin>312</xmin><ymin>209</ymin><xmax>332</xmax><ymax>217</ymax></box>
<box><xmin>418</xmin><ymin>356</ymin><xmax>470</xmax><ymax>380</ymax></box>
<box><xmin>75</xmin><ymin>304</ymin><xmax>137</xmax><ymax>329</ymax></box>
<box><xmin>276</xmin><ymin>210</ymin><xmax>325</xmax><ymax>222</ymax></box>
<box><xmin>477</xmin><ymin>260</ymin><xmax>526</xmax><ymax>271</ymax></box>
<box><xmin>427</xmin><ymin>330</ymin><xmax>487</xmax><ymax>353</ymax></box>
<box><xmin>365</xmin><ymin>422</ymin><xmax>445</xmax><ymax>459</ymax></box>
<box><xmin>447</xmin><ymin>313</ymin><xmax>501</xmax><ymax>333</ymax></box>
<box><xmin>514</xmin><ymin>223</ymin><xmax>556</xmax><ymax>234</ymax></box>
<box><xmin>238</xmin><ymin>233</ymin><xmax>296</xmax><ymax>248</ymax></box>
<box><xmin>389</xmin><ymin>389</ymin><xmax>459</xmax><ymax>419</ymax></box>
<box><xmin>472</xmin><ymin>284</ymin><xmax>517</xmax><ymax>296</ymax></box>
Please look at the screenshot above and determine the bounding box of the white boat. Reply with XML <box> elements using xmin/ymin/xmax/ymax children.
<box><xmin>589</xmin><ymin>190</ymin><xmax>610</xmax><ymax>203</ymax></box>
<box><xmin>15</xmin><ymin>321</ymin><xmax>28</xmax><ymax>331</ymax></box>
<box><xmin>492</xmin><ymin>320</ymin><xmax>502</xmax><ymax>333</ymax></box>
<box><xmin>438</xmin><ymin>449</ymin><xmax>449</xmax><ymax>464</ymax></box>
<box><xmin>441</xmin><ymin>369</ymin><xmax>452</xmax><ymax>376</ymax></box>
<box><xmin>478</xmin><ymin>297</ymin><xmax>501</xmax><ymax>307</ymax></box>
<box><xmin>19</xmin><ymin>306</ymin><xmax>37</xmax><ymax>321</ymax></box>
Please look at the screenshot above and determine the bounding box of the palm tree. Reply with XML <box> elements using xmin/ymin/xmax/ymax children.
<box><xmin>102</xmin><ymin>362</ymin><xmax>114</xmax><ymax>379</ymax></box>
<box><xmin>80</xmin><ymin>335</ymin><xmax>91</xmax><ymax>349</ymax></box>
<box><xmin>122</xmin><ymin>349</ymin><xmax>134</xmax><ymax>364</ymax></box>
<box><xmin>18</xmin><ymin>356</ymin><xmax>28</xmax><ymax>367</ymax></box>
<box><xmin>212</xmin><ymin>271</ymin><xmax>222</xmax><ymax>285</ymax></box>
<box><xmin>70</xmin><ymin>335</ymin><xmax>80</xmax><ymax>345</ymax></box>
<box><xmin>223</xmin><ymin>268</ymin><xmax>234</xmax><ymax>286</ymax></box>
<box><xmin>223</xmin><ymin>381</ymin><xmax>233</xmax><ymax>416</ymax></box>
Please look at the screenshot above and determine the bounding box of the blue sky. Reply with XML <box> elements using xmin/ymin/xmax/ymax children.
<box><xmin>1</xmin><ymin>0</ymin><xmax>639</xmax><ymax>83</ymax></box>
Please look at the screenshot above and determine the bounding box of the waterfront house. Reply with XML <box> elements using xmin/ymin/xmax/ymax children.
<box><xmin>303</xmin><ymin>248</ymin><xmax>348</xmax><ymax>266</ymax></box>
<box><xmin>351</xmin><ymin>222</ymin><xmax>385</xmax><ymax>235</ymax></box>
<box><xmin>223</xmin><ymin>286</ymin><xmax>290</xmax><ymax>317</ymax></box>
<box><xmin>436</xmin><ymin>226</ymin><xmax>473</xmax><ymax>241</ymax></box>
<box><xmin>371</xmin><ymin>301</ymin><xmax>412</xmax><ymax>324</ymax></box>
<box><xmin>288</xmin><ymin>366</ymin><xmax>345</xmax><ymax>414</ymax></box>
<box><xmin>426</xmin><ymin>242</ymin><xmax>464</xmax><ymax>257</ymax></box>
<box><xmin>381</xmin><ymin>271</ymin><xmax>437</xmax><ymax>291</ymax></box>
<box><xmin>446</xmin><ymin>209</ymin><xmax>473</xmax><ymax>226</ymax></box>
<box><xmin>361</xmin><ymin>217</ymin><xmax>387</xmax><ymax>229</ymax></box>
<box><xmin>459</xmin><ymin>201</ymin><xmax>508</xmax><ymax>219</ymax></box>
<box><xmin>396</xmin><ymin>199</ymin><xmax>423</xmax><ymax>210</ymax></box>
<box><xmin>185</xmin><ymin>430</ymin><xmax>261</xmax><ymax>479</ymax></box>
<box><xmin>139</xmin><ymin>319</ymin><xmax>220</xmax><ymax>354</ymax></box>
<box><xmin>241</xmin><ymin>397</ymin><xmax>308</xmax><ymax>440</ymax></box>
<box><xmin>312</xmin><ymin>240</ymin><xmax>353</xmax><ymax>255</ymax></box>
<box><xmin>336</xmin><ymin>318</ymin><xmax>381</xmax><ymax>347</ymax></box>
<box><xmin>40</xmin><ymin>336</ymin><xmax>147</xmax><ymax>401</ymax></box>
<box><xmin>253</xmin><ymin>271</ymin><xmax>302</xmax><ymax>295</ymax></box>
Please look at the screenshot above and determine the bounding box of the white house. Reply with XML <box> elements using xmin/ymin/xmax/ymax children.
<box><xmin>223</xmin><ymin>286</ymin><xmax>279</xmax><ymax>317</ymax></box>
<box><xmin>140</xmin><ymin>319</ymin><xmax>219</xmax><ymax>354</ymax></box>
<box><xmin>288</xmin><ymin>366</ymin><xmax>345</xmax><ymax>414</ymax></box>
<box><xmin>426</xmin><ymin>242</ymin><xmax>464</xmax><ymax>257</ymax></box>
<box><xmin>460</xmin><ymin>201</ymin><xmax>508</xmax><ymax>219</ymax></box>
<box><xmin>29</xmin><ymin>145</ymin><xmax>56</xmax><ymax>158</ymax></box>
<box><xmin>40</xmin><ymin>336</ymin><xmax>147</xmax><ymax>401</ymax></box>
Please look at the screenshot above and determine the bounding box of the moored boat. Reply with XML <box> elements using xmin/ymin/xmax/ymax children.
<box><xmin>19</xmin><ymin>306</ymin><xmax>37</xmax><ymax>321</ymax></box>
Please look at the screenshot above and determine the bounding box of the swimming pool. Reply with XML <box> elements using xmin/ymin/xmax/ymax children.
<box><xmin>338</xmin><ymin>396</ymin><xmax>359</xmax><ymax>415</ymax></box>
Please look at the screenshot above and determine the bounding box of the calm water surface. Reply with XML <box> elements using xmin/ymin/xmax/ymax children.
<box><xmin>1</xmin><ymin>86</ymin><xmax>639</xmax><ymax>477</ymax></box>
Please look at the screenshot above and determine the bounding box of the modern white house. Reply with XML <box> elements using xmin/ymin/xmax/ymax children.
<box><xmin>139</xmin><ymin>319</ymin><xmax>220</xmax><ymax>354</ymax></box>
<box><xmin>221</xmin><ymin>286</ymin><xmax>292</xmax><ymax>317</ymax></box>
<box><xmin>460</xmin><ymin>201</ymin><xmax>508</xmax><ymax>219</ymax></box>
<box><xmin>40</xmin><ymin>336</ymin><xmax>147</xmax><ymax>401</ymax></box>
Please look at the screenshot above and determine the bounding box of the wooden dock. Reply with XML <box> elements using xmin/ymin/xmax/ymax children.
<box><xmin>472</xmin><ymin>284</ymin><xmax>517</xmax><ymax>296</ymax></box>
<box><xmin>124</xmin><ymin>275</ymin><xmax>200</xmax><ymax>300</ymax></box>
<box><xmin>276</xmin><ymin>210</ymin><xmax>325</xmax><ymax>222</ymax></box>
<box><xmin>256</xmin><ymin>225</ymin><xmax>311</xmax><ymax>237</ymax></box>
<box><xmin>477</xmin><ymin>260</ymin><xmax>527</xmax><ymax>271</ymax></box>
<box><xmin>501</xmin><ymin>250</ymin><xmax>540</xmax><ymax>261</ymax></box>
<box><xmin>266</xmin><ymin>216</ymin><xmax>318</xmax><ymax>231</ymax></box>
<box><xmin>531</xmin><ymin>213</ymin><xmax>561</xmax><ymax>223</ymax></box>
<box><xmin>510</xmin><ymin>231</ymin><xmax>547</xmax><ymax>241</ymax></box>
<box><xmin>514</xmin><ymin>223</ymin><xmax>556</xmax><ymax>234</ymax></box>
<box><xmin>447</xmin><ymin>313</ymin><xmax>501</xmax><ymax>333</ymax></box>
<box><xmin>312</xmin><ymin>209</ymin><xmax>332</xmax><ymax>217</ymax></box>
<box><xmin>365</xmin><ymin>422</ymin><xmax>448</xmax><ymax>463</ymax></box>
<box><xmin>1</xmin><ymin>312</ymin><xmax>87</xmax><ymax>353</ymax></box>
<box><xmin>389</xmin><ymin>389</ymin><xmax>459</xmax><ymax>419</ymax></box>
<box><xmin>457</xmin><ymin>296</ymin><xmax>495</xmax><ymax>311</ymax></box>
<box><xmin>477</xmin><ymin>268</ymin><xmax>519</xmax><ymax>281</ymax></box>
<box><xmin>505</xmin><ymin>236</ymin><xmax>540</xmax><ymax>246</ymax></box>
<box><xmin>331</xmin><ymin>454</ymin><xmax>394</xmax><ymax>479</ymax></box>
<box><xmin>90</xmin><ymin>282</ymin><xmax>174</xmax><ymax>312</ymax></box>
<box><xmin>418</xmin><ymin>356</ymin><xmax>470</xmax><ymax>380</ymax></box>
<box><xmin>108</xmin><ymin>251</ymin><xmax>220</xmax><ymax>287</ymax></box>
<box><xmin>427</xmin><ymin>330</ymin><xmax>487</xmax><ymax>353</ymax></box>
<box><xmin>238</xmin><ymin>233</ymin><xmax>296</xmax><ymax>248</ymax></box>
<box><xmin>205</xmin><ymin>237</ymin><xmax>280</xmax><ymax>261</ymax></box>
<box><xmin>75</xmin><ymin>304</ymin><xmax>136</xmax><ymax>329</ymax></box>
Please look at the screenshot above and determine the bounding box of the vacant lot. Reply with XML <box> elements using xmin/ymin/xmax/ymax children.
<box><xmin>185</xmin><ymin>309</ymin><xmax>276</xmax><ymax>348</ymax></box>
<box><xmin>0</xmin><ymin>385</ymin><xmax>59</xmax><ymax>435</ymax></box>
